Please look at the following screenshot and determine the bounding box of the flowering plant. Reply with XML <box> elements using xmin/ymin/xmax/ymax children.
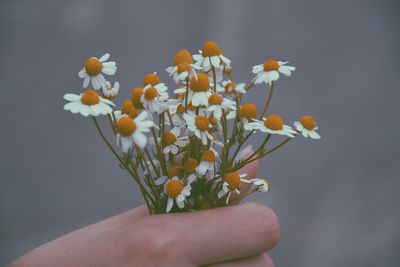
<box><xmin>63</xmin><ymin>41</ymin><xmax>320</xmax><ymax>214</ymax></box>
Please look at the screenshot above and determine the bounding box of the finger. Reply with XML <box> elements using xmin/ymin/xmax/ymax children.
<box><xmin>60</xmin><ymin>205</ymin><xmax>149</xmax><ymax>241</ymax></box>
<box><xmin>144</xmin><ymin>202</ymin><xmax>280</xmax><ymax>265</ymax></box>
<box><xmin>230</xmin><ymin>158</ymin><xmax>259</xmax><ymax>203</ymax></box>
<box><xmin>207</xmin><ymin>254</ymin><xmax>275</xmax><ymax>267</ymax></box>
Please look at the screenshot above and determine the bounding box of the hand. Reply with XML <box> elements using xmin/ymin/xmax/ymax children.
<box><xmin>8</xmin><ymin>160</ymin><xmax>279</xmax><ymax>267</ymax></box>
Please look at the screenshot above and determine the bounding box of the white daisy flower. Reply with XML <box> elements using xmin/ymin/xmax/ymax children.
<box><xmin>193</xmin><ymin>41</ymin><xmax>231</xmax><ymax>71</ymax></box>
<box><xmin>238</xmin><ymin>103</ymin><xmax>258</xmax><ymax>125</ymax></box>
<box><xmin>115</xmin><ymin>112</ymin><xmax>155</xmax><ymax>153</ymax></box>
<box><xmin>188</xmin><ymin>73</ymin><xmax>211</xmax><ymax>107</ymax></box>
<box><xmin>245</xmin><ymin>114</ymin><xmax>297</xmax><ymax>138</ymax></box>
<box><xmin>248</xmin><ymin>178</ymin><xmax>269</xmax><ymax>193</ymax></box>
<box><xmin>63</xmin><ymin>89</ymin><xmax>115</xmax><ymax>117</ymax></box>
<box><xmin>166</xmin><ymin>49</ymin><xmax>200</xmax><ymax>84</ymax></box>
<box><xmin>206</xmin><ymin>93</ymin><xmax>236</xmax><ymax>120</ymax></box>
<box><xmin>78</xmin><ymin>53</ymin><xmax>117</xmax><ymax>90</ymax></box>
<box><xmin>131</xmin><ymin>86</ymin><xmax>144</xmax><ymax>109</ymax></box>
<box><xmin>161</xmin><ymin>127</ymin><xmax>189</xmax><ymax>155</ymax></box>
<box><xmin>183</xmin><ymin>112</ymin><xmax>213</xmax><ymax>145</ymax></box>
<box><xmin>294</xmin><ymin>115</ymin><xmax>321</xmax><ymax>139</ymax></box>
<box><xmin>102</xmin><ymin>81</ymin><xmax>119</xmax><ymax>99</ymax></box>
<box><xmin>196</xmin><ymin>149</ymin><xmax>218</xmax><ymax>176</ymax></box>
<box><xmin>156</xmin><ymin>176</ymin><xmax>191</xmax><ymax>213</ymax></box>
<box><xmin>217</xmin><ymin>80</ymin><xmax>246</xmax><ymax>96</ymax></box>
<box><xmin>140</xmin><ymin>83</ymin><xmax>169</xmax><ymax>114</ymax></box>
<box><xmin>184</xmin><ymin>158</ymin><xmax>199</xmax><ymax>184</ymax></box>
<box><xmin>143</xmin><ymin>72</ymin><xmax>161</xmax><ymax>87</ymax></box>
<box><xmin>217</xmin><ymin>172</ymin><xmax>251</xmax><ymax>204</ymax></box>
<box><xmin>252</xmin><ymin>59</ymin><xmax>295</xmax><ymax>85</ymax></box>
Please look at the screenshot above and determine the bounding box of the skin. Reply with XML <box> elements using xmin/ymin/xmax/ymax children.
<box><xmin>8</xmin><ymin>160</ymin><xmax>279</xmax><ymax>267</ymax></box>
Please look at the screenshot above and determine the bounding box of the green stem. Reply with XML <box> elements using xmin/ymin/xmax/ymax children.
<box><xmin>259</xmin><ymin>81</ymin><xmax>275</xmax><ymax>119</ymax></box>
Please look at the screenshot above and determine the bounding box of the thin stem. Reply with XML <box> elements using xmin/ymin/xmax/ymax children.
<box><xmin>167</xmin><ymin>110</ymin><xmax>174</xmax><ymax>128</ymax></box>
<box><xmin>259</xmin><ymin>81</ymin><xmax>275</xmax><ymax>119</ymax></box>
<box><xmin>230</xmin><ymin>136</ymin><xmax>293</xmax><ymax>172</ymax></box>
<box><xmin>107</xmin><ymin>114</ymin><xmax>116</xmax><ymax>134</ymax></box>
<box><xmin>185</xmin><ymin>78</ymin><xmax>189</xmax><ymax>112</ymax></box>
<box><xmin>211</xmin><ymin>66</ymin><xmax>217</xmax><ymax>92</ymax></box>
<box><xmin>151</xmin><ymin>128</ymin><xmax>167</xmax><ymax>175</ymax></box>
<box><xmin>92</xmin><ymin>117</ymin><xmax>153</xmax><ymax>213</ymax></box>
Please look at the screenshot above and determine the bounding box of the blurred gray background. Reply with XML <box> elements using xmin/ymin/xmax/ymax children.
<box><xmin>1</xmin><ymin>0</ymin><xmax>399</xmax><ymax>266</ymax></box>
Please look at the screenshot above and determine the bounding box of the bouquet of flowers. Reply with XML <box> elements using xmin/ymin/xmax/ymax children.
<box><xmin>63</xmin><ymin>41</ymin><xmax>320</xmax><ymax>214</ymax></box>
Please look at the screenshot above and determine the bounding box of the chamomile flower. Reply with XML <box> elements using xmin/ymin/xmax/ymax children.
<box><xmin>196</xmin><ymin>149</ymin><xmax>218</xmax><ymax>176</ymax></box>
<box><xmin>187</xmin><ymin>73</ymin><xmax>211</xmax><ymax>107</ymax></box>
<box><xmin>252</xmin><ymin>59</ymin><xmax>295</xmax><ymax>85</ymax></box>
<box><xmin>248</xmin><ymin>178</ymin><xmax>269</xmax><ymax>193</ymax></box>
<box><xmin>115</xmin><ymin>112</ymin><xmax>154</xmax><ymax>152</ymax></box>
<box><xmin>217</xmin><ymin>80</ymin><xmax>246</xmax><ymax>96</ymax></box>
<box><xmin>183</xmin><ymin>112</ymin><xmax>213</xmax><ymax>145</ymax></box>
<box><xmin>245</xmin><ymin>114</ymin><xmax>297</xmax><ymax>138</ymax></box>
<box><xmin>294</xmin><ymin>115</ymin><xmax>321</xmax><ymax>139</ymax></box>
<box><xmin>238</xmin><ymin>103</ymin><xmax>258</xmax><ymax>125</ymax></box>
<box><xmin>193</xmin><ymin>41</ymin><xmax>231</xmax><ymax>71</ymax></box>
<box><xmin>156</xmin><ymin>176</ymin><xmax>191</xmax><ymax>213</ymax></box>
<box><xmin>131</xmin><ymin>87</ymin><xmax>144</xmax><ymax>109</ymax></box>
<box><xmin>63</xmin><ymin>89</ymin><xmax>114</xmax><ymax>117</ymax></box>
<box><xmin>102</xmin><ymin>81</ymin><xmax>119</xmax><ymax>99</ymax></box>
<box><xmin>161</xmin><ymin>127</ymin><xmax>189</xmax><ymax>155</ymax></box>
<box><xmin>78</xmin><ymin>53</ymin><xmax>117</xmax><ymax>90</ymax></box>
<box><xmin>140</xmin><ymin>83</ymin><xmax>169</xmax><ymax>114</ymax></box>
<box><xmin>166</xmin><ymin>50</ymin><xmax>199</xmax><ymax>84</ymax></box>
<box><xmin>217</xmin><ymin>172</ymin><xmax>250</xmax><ymax>204</ymax></box>
<box><xmin>184</xmin><ymin>158</ymin><xmax>199</xmax><ymax>184</ymax></box>
<box><xmin>143</xmin><ymin>72</ymin><xmax>161</xmax><ymax>87</ymax></box>
<box><xmin>207</xmin><ymin>93</ymin><xmax>236</xmax><ymax>120</ymax></box>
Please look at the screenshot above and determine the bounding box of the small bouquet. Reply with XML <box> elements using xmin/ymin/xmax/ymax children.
<box><xmin>63</xmin><ymin>41</ymin><xmax>320</xmax><ymax>214</ymax></box>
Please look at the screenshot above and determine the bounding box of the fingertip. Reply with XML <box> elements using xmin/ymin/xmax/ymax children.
<box><xmin>241</xmin><ymin>203</ymin><xmax>280</xmax><ymax>250</ymax></box>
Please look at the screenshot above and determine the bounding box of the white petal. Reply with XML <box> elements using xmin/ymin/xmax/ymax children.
<box><xmin>99</xmin><ymin>53</ymin><xmax>110</xmax><ymax>62</ymax></box>
<box><xmin>166</xmin><ymin>198</ymin><xmax>174</xmax><ymax>213</ymax></box>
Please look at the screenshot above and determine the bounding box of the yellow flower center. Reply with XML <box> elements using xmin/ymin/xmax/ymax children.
<box><xmin>195</xmin><ymin>116</ymin><xmax>209</xmax><ymax>131</ymax></box>
<box><xmin>131</xmin><ymin>87</ymin><xmax>144</xmax><ymax>109</ymax></box>
<box><xmin>239</xmin><ymin>103</ymin><xmax>257</xmax><ymax>120</ymax></box>
<box><xmin>144</xmin><ymin>87</ymin><xmax>159</xmax><ymax>101</ymax></box>
<box><xmin>176</xmin><ymin>104</ymin><xmax>185</xmax><ymax>114</ymax></box>
<box><xmin>208</xmin><ymin>94</ymin><xmax>223</xmax><ymax>105</ymax></box>
<box><xmin>84</xmin><ymin>57</ymin><xmax>103</xmax><ymax>76</ymax></box>
<box><xmin>201</xmin><ymin>150</ymin><xmax>216</xmax><ymax>162</ymax></box>
<box><xmin>224</xmin><ymin>172</ymin><xmax>241</xmax><ymax>191</ymax></box>
<box><xmin>202</xmin><ymin>41</ymin><xmax>222</xmax><ymax>57</ymax></box>
<box><xmin>300</xmin><ymin>115</ymin><xmax>316</xmax><ymax>130</ymax></box>
<box><xmin>190</xmin><ymin>73</ymin><xmax>210</xmax><ymax>92</ymax></box>
<box><xmin>224</xmin><ymin>82</ymin><xmax>236</xmax><ymax>93</ymax></box>
<box><xmin>143</xmin><ymin>73</ymin><xmax>160</xmax><ymax>86</ymax></box>
<box><xmin>185</xmin><ymin>158</ymin><xmax>198</xmax><ymax>174</ymax></box>
<box><xmin>174</xmin><ymin>49</ymin><xmax>193</xmax><ymax>65</ymax></box>
<box><xmin>177</xmin><ymin>62</ymin><xmax>192</xmax><ymax>74</ymax></box>
<box><xmin>162</xmin><ymin>131</ymin><xmax>177</xmax><ymax>147</ymax></box>
<box><xmin>116</xmin><ymin>116</ymin><xmax>137</xmax><ymax>136</ymax></box>
<box><xmin>264</xmin><ymin>114</ymin><xmax>284</xmax><ymax>130</ymax></box>
<box><xmin>129</xmin><ymin>107</ymin><xmax>138</xmax><ymax>119</ymax></box>
<box><xmin>166</xmin><ymin>180</ymin><xmax>184</xmax><ymax>198</ymax></box>
<box><xmin>121</xmin><ymin>100</ymin><xmax>133</xmax><ymax>114</ymax></box>
<box><xmin>81</xmin><ymin>89</ymin><xmax>100</xmax><ymax>106</ymax></box>
<box><xmin>263</xmin><ymin>59</ymin><xmax>279</xmax><ymax>72</ymax></box>
<box><xmin>167</xmin><ymin>164</ymin><xmax>181</xmax><ymax>178</ymax></box>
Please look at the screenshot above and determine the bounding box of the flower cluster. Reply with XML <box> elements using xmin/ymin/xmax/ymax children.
<box><xmin>64</xmin><ymin>41</ymin><xmax>320</xmax><ymax>214</ymax></box>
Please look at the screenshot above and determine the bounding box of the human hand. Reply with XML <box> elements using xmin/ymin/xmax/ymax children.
<box><xmin>8</xmin><ymin>160</ymin><xmax>279</xmax><ymax>267</ymax></box>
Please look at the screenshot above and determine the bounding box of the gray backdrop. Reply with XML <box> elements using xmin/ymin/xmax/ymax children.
<box><xmin>1</xmin><ymin>0</ymin><xmax>399</xmax><ymax>266</ymax></box>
